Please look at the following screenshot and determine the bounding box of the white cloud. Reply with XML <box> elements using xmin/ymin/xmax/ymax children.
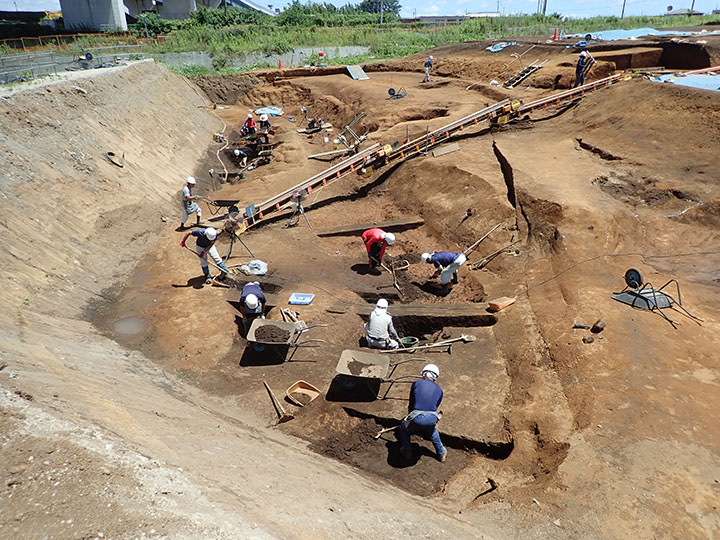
<box><xmin>457</xmin><ymin>0</ymin><xmax>472</xmax><ymax>5</ymax></box>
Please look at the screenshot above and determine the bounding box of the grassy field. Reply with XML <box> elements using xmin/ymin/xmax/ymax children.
<box><xmin>157</xmin><ymin>14</ymin><xmax>720</xmax><ymax>58</ymax></box>
<box><xmin>1</xmin><ymin>12</ymin><xmax>718</xmax><ymax>73</ymax></box>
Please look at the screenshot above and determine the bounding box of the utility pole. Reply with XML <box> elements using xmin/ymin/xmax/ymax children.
<box><xmin>621</xmin><ymin>0</ymin><xmax>626</xmax><ymax>18</ymax></box>
<box><xmin>690</xmin><ymin>0</ymin><xmax>696</xmax><ymax>15</ymax></box>
<box><xmin>380</xmin><ymin>1</ymin><xmax>383</xmax><ymax>24</ymax></box>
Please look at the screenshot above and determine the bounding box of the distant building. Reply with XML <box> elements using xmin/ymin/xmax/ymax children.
<box><xmin>401</xmin><ymin>12</ymin><xmax>501</xmax><ymax>24</ymax></box>
<box><xmin>466</xmin><ymin>12</ymin><xmax>501</xmax><ymax>18</ymax></box>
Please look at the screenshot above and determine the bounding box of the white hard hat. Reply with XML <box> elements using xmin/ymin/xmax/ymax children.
<box><xmin>260</xmin><ymin>114</ymin><xmax>268</xmax><ymax>121</ymax></box>
<box><xmin>429</xmin><ymin>55</ymin><xmax>433</xmax><ymax>59</ymax></box>
<box><xmin>186</xmin><ymin>176</ymin><xmax>196</xmax><ymax>185</ymax></box>
<box><xmin>245</xmin><ymin>293</ymin><xmax>259</xmax><ymax>309</ymax></box>
<box><xmin>421</xmin><ymin>252</ymin><xmax>432</xmax><ymax>263</ymax></box>
<box><xmin>422</xmin><ymin>363</ymin><xmax>439</xmax><ymax>379</ymax></box>
<box><xmin>384</xmin><ymin>232</ymin><xmax>395</xmax><ymax>245</ymax></box>
<box><xmin>376</xmin><ymin>298</ymin><xmax>389</xmax><ymax>309</ymax></box>
<box><xmin>234</xmin><ymin>149</ymin><xmax>240</xmax><ymax>156</ymax></box>
<box><xmin>204</xmin><ymin>227</ymin><xmax>217</xmax><ymax>241</ymax></box>
<box><xmin>580</xmin><ymin>51</ymin><xmax>588</xmax><ymax>57</ymax></box>
<box><xmin>247</xmin><ymin>113</ymin><xmax>253</xmax><ymax>118</ymax></box>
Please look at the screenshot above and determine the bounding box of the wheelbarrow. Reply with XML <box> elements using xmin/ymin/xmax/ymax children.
<box><xmin>246</xmin><ymin>319</ymin><xmax>326</xmax><ymax>362</ymax></box>
<box><xmin>334</xmin><ymin>349</ymin><xmax>425</xmax><ymax>399</ymax></box>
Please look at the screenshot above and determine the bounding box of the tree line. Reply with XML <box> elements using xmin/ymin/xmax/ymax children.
<box><xmin>135</xmin><ymin>1</ymin><xmax>402</xmax><ymax>36</ymax></box>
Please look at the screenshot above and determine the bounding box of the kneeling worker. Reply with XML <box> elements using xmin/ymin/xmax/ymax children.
<box><xmin>364</xmin><ymin>298</ymin><xmax>401</xmax><ymax>350</ymax></box>
<box><xmin>180</xmin><ymin>227</ymin><xmax>228</xmax><ymax>284</ymax></box>
<box><xmin>240</xmin><ymin>281</ymin><xmax>267</xmax><ymax>330</ymax></box>
<box><xmin>399</xmin><ymin>363</ymin><xmax>446</xmax><ymax>462</ymax></box>
<box><xmin>361</xmin><ymin>228</ymin><xmax>396</xmax><ymax>270</ymax></box>
<box><xmin>421</xmin><ymin>250</ymin><xmax>466</xmax><ymax>291</ymax></box>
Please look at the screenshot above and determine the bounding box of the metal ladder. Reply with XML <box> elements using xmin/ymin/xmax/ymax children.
<box><xmin>237</xmin><ymin>73</ymin><xmax>628</xmax><ymax>231</ymax></box>
<box><xmin>503</xmin><ymin>60</ymin><xmax>548</xmax><ymax>88</ymax></box>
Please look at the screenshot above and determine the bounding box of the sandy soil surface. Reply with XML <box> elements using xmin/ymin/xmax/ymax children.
<box><xmin>2</xmin><ymin>35</ymin><xmax>720</xmax><ymax>539</ymax></box>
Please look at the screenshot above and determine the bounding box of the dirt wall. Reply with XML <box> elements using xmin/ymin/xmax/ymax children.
<box><xmin>0</xmin><ymin>60</ymin><xmax>219</xmax><ymax>322</ymax></box>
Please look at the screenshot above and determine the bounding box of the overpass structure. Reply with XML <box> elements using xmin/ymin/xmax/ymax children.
<box><xmin>60</xmin><ymin>0</ymin><xmax>276</xmax><ymax>32</ymax></box>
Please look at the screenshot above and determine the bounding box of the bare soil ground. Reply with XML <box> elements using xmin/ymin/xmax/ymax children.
<box><xmin>2</xmin><ymin>35</ymin><xmax>720</xmax><ymax>539</ymax></box>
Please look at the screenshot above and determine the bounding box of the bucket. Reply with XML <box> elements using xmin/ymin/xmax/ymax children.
<box><xmin>400</xmin><ymin>336</ymin><xmax>419</xmax><ymax>352</ymax></box>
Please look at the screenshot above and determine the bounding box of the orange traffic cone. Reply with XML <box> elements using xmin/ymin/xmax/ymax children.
<box><xmin>278</xmin><ymin>58</ymin><xmax>282</xmax><ymax>69</ymax></box>
<box><xmin>553</xmin><ymin>28</ymin><xmax>558</xmax><ymax>40</ymax></box>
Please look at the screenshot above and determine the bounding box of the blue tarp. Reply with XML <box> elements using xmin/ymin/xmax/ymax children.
<box><xmin>255</xmin><ymin>106</ymin><xmax>283</xmax><ymax>116</ymax></box>
<box><xmin>651</xmin><ymin>73</ymin><xmax>720</xmax><ymax>92</ymax></box>
<box><xmin>486</xmin><ymin>41</ymin><xmax>517</xmax><ymax>53</ymax></box>
<box><xmin>570</xmin><ymin>27</ymin><xmax>691</xmax><ymax>41</ymax></box>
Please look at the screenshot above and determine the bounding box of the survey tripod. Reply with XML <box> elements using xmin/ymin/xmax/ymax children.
<box><xmin>284</xmin><ymin>190</ymin><xmax>312</xmax><ymax>230</ymax></box>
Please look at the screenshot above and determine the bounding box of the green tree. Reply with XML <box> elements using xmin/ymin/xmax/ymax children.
<box><xmin>358</xmin><ymin>0</ymin><xmax>401</xmax><ymax>16</ymax></box>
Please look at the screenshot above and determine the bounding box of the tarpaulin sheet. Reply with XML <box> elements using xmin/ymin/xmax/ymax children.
<box><xmin>570</xmin><ymin>27</ymin><xmax>691</xmax><ymax>41</ymax></box>
<box><xmin>652</xmin><ymin>73</ymin><xmax>720</xmax><ymax>92</ymax></box>
<box><xmin>486</xmin><ymin>41</ymin><xmax>517</xmax><ymax>53</ymax></box>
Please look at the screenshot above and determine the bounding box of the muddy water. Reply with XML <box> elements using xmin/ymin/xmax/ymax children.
<box><xmin>112</xmin><ymin>316</ymin><xmax>148</xmax><ymax>336</ymax></box>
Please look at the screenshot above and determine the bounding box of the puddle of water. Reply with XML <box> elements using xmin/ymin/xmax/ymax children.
<box><xmin>112</xmin><ymin>316</ymin><xmax>147</xmax><ymax>336</ymax></box>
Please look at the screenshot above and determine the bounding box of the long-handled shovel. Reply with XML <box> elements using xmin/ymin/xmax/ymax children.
<box><xmin>264</xmin><ymin>381</ymin><xmax>294</xmax><ymax>424</ymax></box>
<box><xmin>182</xmin><ymin>243</ymin><xmax>229</xmax><ymax>274</ymax></box>
<box><xmin>380</xmin><ymin>334</ymin><xmax>476</xmax><ymax>354</ymax></box>
<box><xmin>463</xmin><ymin>223</ymin><xmax>502</xmax><ymax>257</ymax></box>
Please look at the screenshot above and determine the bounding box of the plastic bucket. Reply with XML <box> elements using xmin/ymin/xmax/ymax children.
<box><xmin>400</xmin><ymin>337</ymin><xmax>419</xmax><ymax>352</ymax></box>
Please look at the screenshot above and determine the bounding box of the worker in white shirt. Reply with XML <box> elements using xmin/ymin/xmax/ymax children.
<box><xmin>180</xmin><ymin>176</ymin><xmax>202</xmax><ymax>229</ymax></box>
<box><xmin>364</xmin><ymin>298</ymin><xmax>401</xmax><ymax>350</ymax></box>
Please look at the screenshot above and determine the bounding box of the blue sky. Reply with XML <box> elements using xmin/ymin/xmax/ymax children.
<box><xmin>3</xmin><ymin>0</ymin><xmax>719</xmax><ymax>19</ymax></box>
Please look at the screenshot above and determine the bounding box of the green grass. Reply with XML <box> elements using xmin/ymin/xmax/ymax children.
<box><xmin>152</xmin><ymin>14</ymin><xmax>720</xmax><ymax>59</ymax></box>
<box><xmin>4</xmin><ymin>12</ymin><xmax>719</xmax><ymax>77</ymax></box>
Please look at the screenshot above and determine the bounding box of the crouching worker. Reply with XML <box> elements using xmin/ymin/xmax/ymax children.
<box><xmin>240</xmin><ymin>281</ymin><xmax>267</xmax><ymax>331</ymax></box>
<box><xmin>421</xmin><ymin>250</ymin><xmax>466</xmax><ymax>292</ymax></box>
<box><xmin>364</xmin><ymin>298</ymin><xmax>400</xmax><ymax>350</ymax></box>
<box><xmin>180</xmin><ymin>227</ymin><xmax>228</xmax><ymax>285</ymax></box>
<box><xmin>361</xmin><ymin>228</ymin><xmax>395</xmax><ymax>270</ymax></box>
<box><xmin>399</xmin><ymin>363</ymin><xmax>446</xmax><ymax>462</ymax></box>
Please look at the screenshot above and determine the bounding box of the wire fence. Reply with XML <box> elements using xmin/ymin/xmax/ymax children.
<box><xmin>0</xmin><ymin>45</ymin><xmax>146</xmax><ymax>85</ymax></box>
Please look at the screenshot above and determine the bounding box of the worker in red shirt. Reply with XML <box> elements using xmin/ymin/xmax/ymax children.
<box><xmin>242</xmin><ymin>113</ymin><xmax>256</xmax><ymax>136</ymax></box>
<box><xmin>361</xmin><ymin>228</ymin><xmax>395</xmax><ymax>270</ymax></box>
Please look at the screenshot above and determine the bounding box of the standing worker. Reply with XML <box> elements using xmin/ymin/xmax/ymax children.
<box><xmin>240</xmin><ymin>281</ymin><xmax>266</xmax><ymax>331</ymax></box>
<box><xmin>180</xmin><ymin>176</ymin><xmax>202</xmax><ymax>230</ymax></box>
<box><xmin>242</xmin><ymin>113</ymin><xmax>257</xmax><ymax>136</ymax></box>
<box><xmin>399</xmin><ymin>363</ymin><xmax>446</xmax><ymax>462</ymax></box>
<box><xmin>361</xmin><ymin>228</ymin><xmax>395</xmax><ymax>270</ymax></box>
<box><xmin>422</xmin><ymin>55</ymin><xmax>433</xmax><ymax>83</ymax></box>
<box><xmin>574</xmin><ymin>50</ymin><xmax>588</xmax><ymax>87</ymax></box>
<box><xmin>364</xmin><ymin>298</ymin><xmax>401</xmax><ymax>350</ymax></box>
<box><xmin>421</xmin><ymin>250</ymin><xmax>467</xmax><ymax>292</ymax></box>
<box><xmin>180</xmin><ymin>227</ymin><xmax>228</xmax><ymax>285</ymax></box>
<box><xmin>258</xmin><ymin>114</ymin><xmax>272</xmax><ymax>144</ymax></box>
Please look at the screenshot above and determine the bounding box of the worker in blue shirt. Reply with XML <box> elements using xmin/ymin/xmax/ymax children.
<box><xmin>180</xmin><ymin>227</ymin><xmax>229</xmax><ymax>284</ymax></box>
<box><xmin>398</xmin><ymin>363</ymin><xmax>446</xmax><ymax>462</ymax></box>
<box><xmin>421</xmin><ymin>250</ymin><xmax>467</xmax><ymax>291</ymax></box>
<box><xmin>240</xmin><ymin>281</ymin><xmax>267</xmax><ymax>331</ymax></box>
<box><xmin>574</xmin><ymin>50</ymin><xmax>588</xmax><ymax>87</ymax></box>
<box><xmin>422</xmin><ymin>55</ymin><xmax>433</xmax><ymax>83</ymax></box>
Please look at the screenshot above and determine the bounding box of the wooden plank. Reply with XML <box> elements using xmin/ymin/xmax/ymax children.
<box><xmin>315</xmin><ymin>217</ymin><xmax>425</xmax><ymax>238</ymax></box>
<box><xmin>296</xmin><ymin>124</ymin><xmax>333</xmax><ymax>134</ymax></box>
<box><xmin>327</xmin><ymin>302</ymin><xmax>495</xmax><ymax>320</ymax></box>
<box><xmin>488</xmin><ymin>296</ymin><xmax>516</xmax><ymax>312</ymax></box>
<box><xmin>308</xmin><ymin>148</ymin><xmax>353</xmax><ymax>160</ymax></box>
<box><xmin>431</xmin><ymin>142</ymin><xmax>460</xmax><ymax>158</ymax></box>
